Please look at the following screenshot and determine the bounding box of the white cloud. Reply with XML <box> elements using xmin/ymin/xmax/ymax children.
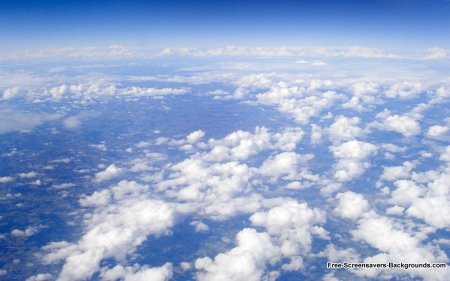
<box><xmin>93</xmin><ymin>164</ymin><xmax>122</xmax><ymax>182</ymax></box>
<box><xmin>330</xmin><ymin>140</ymin><xmax>377</xmax><ymax>160</ymax></box>
<box><xmin>100</xmin><ymin>263</ymin><xmax>173</xmax><ymax>281</ymax></box>
<box><xmin>250</xmin><ymin>200</ymin><xmax>328</xmax><ymax>256</ymax></box>
<box><xmin>330</xmin><ymin>140</ymin><xmax>377</xmax><ymax>182</ymax></box>
<box><xmin>351</xmin><ymin>213</ymin><xmax>449</xmax><ymax>280</ymax></box>
<box><xmin>385</xmin><ymin>82</ymin><xmax>423</xmax><ymax>99</ymax></box>
<box><xmin>380</xmin><ymin>161</ymin><xmax>416</xmax><ymax>181</ymax></box>
<box><xmin>328</xmin><ymin>116</ymin><xmax>365</xmax><ymax>142</ymax></box>
<box><xmin>186</xmin><ymin>130</ymin><xmax>205</xmax><ymax>144</ymax></box>
<box><xmin>258</xmin><ymin>152</ymin><xmax>315</xmax><ymax>183</ymax></box>
<box><xmin>386</xmin><ymin>205</ymin><xmax>404</xmax><ymax>216</ymax></box>
<box><xmin>190</xmin><ymin>221</ymin><xmax>209</xmax><ymax>232</ymax></box>
<box><xmin>11</xmin><ymin>226</ymin><xmax>40</xmax><ymax>237</ymax></box>
<box><xmin>42</xmin><ymin>181</ymin><xmax>175</xmax><ymax>281</ymax></box>
<box><xmin>389</xmin><ymin>180</ymin><xmax>426</xmax><ymax>207</ymax></box>
<box><xmin>2</xmin><ymin>86</ymin><xmax>19</xmax><ymax>99</ymax></box>
<box><xmin>0</xmin><ymin>176</ymin><xmax>14</xmax><ymax>183</ymax></box>
<box><xmin>427</xmin><ymin>125</ymin><xmax>449</xmax><ymax>138</ymax></box>
<box><xmin>381</xmin><ymin>143</ymin><xmax>407</xmax><ymax>153</ymax></box>
<box><xmin>52</xmin><ymin>183</ymin><xmax>76</xmax><ymax>189</ymax></box>
<box><xmin>334</xmin><ymin>192</ymin><xmax>370</xmax><ymax>220</ymax></box>
<box><xmin>18</xmin><ymin>172</ymin><xmax>38</xmax><ymax>178</ymax></box>
<box><xmin>195</xmin><ymin>228</ymin><xmax>281</xmax><ymax>281</ymax></box>
<box><xmin>371</xmin><ymin>111</ymin><xmax>421</xmax><ymax>137</ymax></box>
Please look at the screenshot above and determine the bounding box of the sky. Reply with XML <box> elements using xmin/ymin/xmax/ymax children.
<box><xmin>1</xmin><ymin>0</ymin><xmax>450</xmax><ymax>52</ymax></box>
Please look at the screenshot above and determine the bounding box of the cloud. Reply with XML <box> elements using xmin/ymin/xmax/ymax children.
<box><xmin>52</xmin><ymin>183</ymin><xmax>76</xmax><ymax>189</ymax></box>
<box><xmin>42</xmin><ymin>181</ymin><xmax>175</xmax><ymax>281</ymax></box>
<box><xmin>351</xmin><ymin>213</ymin><xmax>449</xmax><ymax>280</ymax></box>
<box><xmin>0</xmin><ymin>176</ymin><xmax>14</xmax><ymax>183</ymax></box>
<box><xmin>0</xmin><ymin>107</ymin><xmax>62</xmax><ymax>133</ymax></box>
<box><xmin>18</xmin><ymin>172</ymin><xmax>38</xmax><ymax>178</ymax></box>
<box><xmin>427</xmin><ymin>125</ymin><xmax>449</xmax><ymax>138</ymax></box>
<box><xmin>2</xmin><ymin>86</ymin><xmax>19</xmax><ymax>99</ymax></box>
<box><xmin>195</xmin><ymin>228</ymin><xmax>281</xmax><ymax>281</ymax></box>
<box><xmin>334</xmin><ymin>192</ymin><xmax>370</xmax><ymax>220</ymax></box>
<box><xmin>258</xmin><ymin>152</ymin><xmax>315</xmax><ymax>183</ymax></box>
<box><xmin>389</xmin><ymin>180</ymin><xmax>426</xmax><ymax>207</ymax></box>
<box><xmin>370</xmin><ymin>110</ymin><xmax>421</xmax><ymax>137</ymax></box>
<box><xmin>250</xmin><ymin>200</ymin><xmax>328</xmax><ymax>256</ymax></box>
<box><xmin>385</xmin><ymin>82</ymin><xmax>423</xmax><ymax>99</ymax></box>
<box><xmin>328</xmin><ymin>116</ymin><xmax>365</xmax><ymax>142</ymax></box>
<box><xmin>190</xmin><ymin>221</ymin><xmax>209</xmax><ymax>232</ymax></box>
<box><xmin>330</xmin><ymin>140</ymin><xmax>377</xmax><ymax>182</ymax></box>
<box><xmin>11</xmin><ymin>226</ymin><xmax>40</xmax><ymax>237</ymax></box>
<box><xmin>100</xmin><ymin>263</ymin><xmax>173</xmax><ymax>281</ymax></box>
<box><xmin>380</xmin><ymin>161</ymin><xmax>416</xmax><ymax>181</ymax></box>
<box><xmin>93</xmin><ymin>164</ymin><xmax>122</xmax><ymax>182</ymax></box>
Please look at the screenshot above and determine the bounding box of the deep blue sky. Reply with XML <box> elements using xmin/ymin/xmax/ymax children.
<box><xmin>1</xmin><ymin>0</ymin><xmax>449</xmax><ymax>52</ymax></box>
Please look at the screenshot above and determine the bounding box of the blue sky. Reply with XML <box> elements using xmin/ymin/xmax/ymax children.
<box><xmin>1</xmin><ymin>0</ymin><xmax>449</xmax><ymax>52</ymax></box>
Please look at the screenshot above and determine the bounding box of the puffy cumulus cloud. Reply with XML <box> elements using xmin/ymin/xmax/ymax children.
<box><xmin>386</xmin><ymin>205</ymin><xmax>405</xmax><ymax>216</ymax></box>
<box><xmin>329</xmin><ymin>140</ymin><xmax>377</xmax><ymax>182</ymax></box>
<box><xmin>380</xmin><ymin>161</ymin><xmax>416</xmax><ymax>181</ymax></box>
<box><xmin>258</xmin><ymin>152</ymin><xmax>316</xmax><ymax>184</ymax></box>
<box><xmin>195</xmin><ymin>228</ymin><xmax>281</xmax><ymax>281</ymax></box>
<box><xmin>190</xmin><ymin>221</ymin><xmax>209</xmax><ymax>232</ymax></box>
<box><xmin>235</xmin><ymin>73</ymin><xmax>274</xmax><ymax>89</ymax></box>
<box><xmin>199</xmin><ymin>127</ymin><xmax>303</xmax><ymax>162</ymax></box>
<box><xmin>328</xmin><ymin>116</ymin><xmax>366</xmax><ymax>142</ymax></box>
<box><xmin>2</xmin><ymin>86</ymin><xmax>19</xmax><ymax>99</ymax></box>
<box><xmin>18</xmin><ymin>171</ymin><xmax>38</xmax><ymax>178</ymax></box>
<box><xmin>330</xmin><ymin>140</ymin><xmax>377</xmax><ymax>160</ymax></box>
<box><xmin>389</xmin><ymin>180</ymin><xmax>426</xmax><ymax>207</ymax></box>
<box><xmin>271</xmin><ymin>127</ymin><xmax>305</xmax><ymax>151</ymax></box>
<box><xmin>79</xmin><ymin>189</ymin><xmax>111</xmax><ymax>207</ymax></box>
<box><xmin>314</xmin><ymin>244</ymin><xmax>360</xmax><ymax>264</ymax></box>
<box><xmin>23</xmin><ymin>82</ymin><xmax>189</xmax><ymax>102</ymax></box>
<box><xmin>93</xmin><ymin>164</ymin><xmax>122</xmax><ymax>182</ymax></box>
<box><xmin>342</xmin><ymin>82</ymin><xmax>381</xmax><ymax>111</ymax></box>
<box><xmin>250</xmin><ymin>201</ymin><xmax>328</xmax><ymax>257</ymax></box>
<box><xmin>334</xmin><ymin>192</ymin><xmax>370</xmax><ymax>220</ymax></box>
<box><xmin>251</xmin><ymin>81</ymin><xmax>346</xmax><ymax>124</ymax></box>
<box><xmin>0</xmin><ymin>176</ymin><xmax>14</xmax><ymax>183</ymax></box>
<box><xmin>186</xmin><ymin>130</ymin><xmax>205</xmax><ymax>144</ymax></box>
<box><xmin>371</xmin><ymin>110</ymin><xmax>421</xmax><ymax>137</ymax></box>
<box><xmin>192</xmin><ymin>201</ymin><xmax>329</xmax><ymax>278</ymax></box>
<box><xmin>100</xmin><ymin>262</ymin><xmax>173</xmax><ymax>281</ymax></box>
<box><xmin>407</xmin><ymin>197</ymin><xmax>450</xmax><ymax>229</ymax></box>
<box><xmin>41</xmin><ymin>180</ymin><xmax>175</xmax><ymax>281</ymax></box>
<box><xmin>427</xmin><ymin>125</ymin><xmax>449</xmax><ymax>138</ymax></box>
<box><xmin>404</xmin><ymin>172</ymin><xmax>450</xmax><ymax>228</ymax></box>
<box><xmin>385</xmin><ymin>82</ymin><xmax>423</xmax><ymax>99</ymax></box>
<box><xmin>153</xmin><ymin>127</ymin><xmax>309</xmax><ymax>220</ymax></box>
<box><xmin>11</xmin><ymin>226</ymin><xmax>40</xmax><ymax>237</ymax></box>
<box><xmin>351</xmin><ymin>213</ymin><xmax>449</xmax><ymax>280</ymax></box>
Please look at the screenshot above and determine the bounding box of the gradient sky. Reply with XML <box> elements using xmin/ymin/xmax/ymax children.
<box><xmin>1</xmin><ymin>0</ymin><xmax>450</xmax><ymax>52</ymax></box>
